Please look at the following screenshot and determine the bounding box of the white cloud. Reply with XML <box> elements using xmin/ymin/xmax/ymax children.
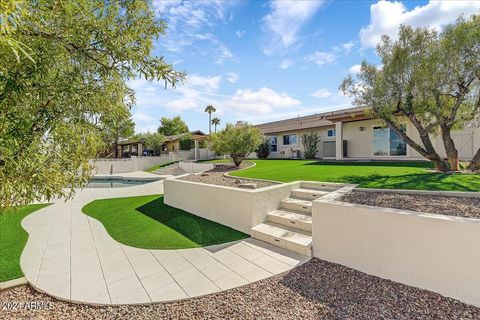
<box><xmin>304</xmin><ymin>40</ymin><xmax>355</xmax><ymax>67</ymax></box>
<box><xmin>360</xmin><ymin>0</ymin><xmax>480</xmax><ymax>48</ymax></box>
<box><xmin>195</xmin><ymin>33</ymin><xmax>234</xmax><ymax>64</ymax></box>
<box><xmin>262</xmin><ymin>0</ymin><xmax>325</xmax><ymax>54</ymax></box>
<box><xmin>132</xmin><ymin>112</ymin><xmax>155</xmax><ymax>123</ymax></box>
<box><xmin>311</xmin><ymin>88</ymin><xmax>331</xmax><ymax>98</ymax></box>
<box><xmin>223</xmin><ymin>87</ymin><xmax>301</xmax><ymax>114</ymax></box>
<box><xmin>155</xmin><ymin>1</ymin><xmax>236</xmax><ymax>62</ymax></box>
<box><xmin>235</xmin><ymin>30</ymin><xmax>245</xmax><ymax>38</ymax></box>
<box><xmin>349</xmin><ymin>64</ymin><xmax>362</xmax><ymax>74</ymax></box>
<box><xmin>279</xmin><ymin>59</ymin><xmax>293</xmax><ymax>69</ymax></box>
<box><xmin>304</xmin><ymin>51</ymin><xmax>336</xmax><ymax>66</ymax></box>
<box><xmin>227</xmin><ymin>72</ymin><xmax>239</xmax><ymax>83</ymax></box>
<box><xmin>187</xmin><ymin>74</ymin><xmax>222</xmax><ymax>92</ymax></box>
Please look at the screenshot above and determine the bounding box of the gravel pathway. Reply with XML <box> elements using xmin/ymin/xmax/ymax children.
<box><xmin>340</xmin><ymin>191</ymin><xmax>480</xmax><ymax>219</ymax></box>
<box><xmin>180</xmin><ymin>162</ymin><xmax>278</xmax><ymax>189</ymax></box>
<box><xmin>2</xmin><ymin>258</ymin><xmax>478</xmax><ymax>320</ymax></box>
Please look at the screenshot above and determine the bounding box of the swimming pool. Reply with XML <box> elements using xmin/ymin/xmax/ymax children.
<box><xmin>85</xmin><ymin>178</ymin><xmax>160</xmax><ymax>188</ymax></box>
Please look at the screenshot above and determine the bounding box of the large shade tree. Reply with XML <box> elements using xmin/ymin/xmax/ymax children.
<box><xmin>0</xmin><ymin>0</ymin><xmax>184</xmax><ymax>211</ymax></box>
<box><xmin>341</xmin><ymin>15</ymin><xmax>480</xmax><ymax>172</ymax></box>
<box><xmin>157</xmin><ymin>115</ymin><xmax>189</xmax><ymax>136</ymax></box>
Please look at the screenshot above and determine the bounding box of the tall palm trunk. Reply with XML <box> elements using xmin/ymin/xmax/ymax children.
<box><xmin>208</xmin><ymin>112</ymin><xmax>212</xmax><ymax>135</ymax></box>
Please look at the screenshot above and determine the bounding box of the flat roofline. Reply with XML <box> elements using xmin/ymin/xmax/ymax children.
<box><xmin>255</xmin><ymin>106</ymin><xmax>367</xmax><ymax>127</ymax></box>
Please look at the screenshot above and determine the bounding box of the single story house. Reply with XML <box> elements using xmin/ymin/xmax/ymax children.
<box><xmin>116</xmin><ymin>130</ymin><xmax>207</xmax><ymax>158</ymax></box>
<box><xmin>255</xmin><ymin>106</ymin><xmax>480</xmax><ymax>161</ymax></box>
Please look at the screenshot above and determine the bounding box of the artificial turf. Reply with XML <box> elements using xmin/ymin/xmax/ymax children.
<box><xmin>225</xmin><ymin>159</ymin><xmax>480</xmax><ymax>192</ymax></box>
<box><xmin>82</xmin><ymin>195</ymin><xmax>248</xmax><ymax>249</ymax></box>
<box><xmin>0</xmin><ymin>204</ymin><xmax>50</xmax><ymax>282</ymax></box>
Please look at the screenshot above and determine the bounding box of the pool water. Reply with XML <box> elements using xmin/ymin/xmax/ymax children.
<box><xmin>85</xmin><ymin>179</ymin><xmax>156</xmax><ymax>188</ymax></box>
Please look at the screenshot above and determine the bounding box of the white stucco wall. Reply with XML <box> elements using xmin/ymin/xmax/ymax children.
<box><xmin>179</xmin><ymin>161</ymin><xmax>215</xmax><ymax>173</ymax></box>
<box><xmin>164</xmin><ymin>179</ymin><xmax>300</xmax><ymax>234</ymax></box>
<box><xmin>312</xmin><ymin>198</ymin><xmax>480</xmax><ymax>307</ymax></box>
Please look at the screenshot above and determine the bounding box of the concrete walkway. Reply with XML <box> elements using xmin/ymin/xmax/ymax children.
<box><xmin>20</xmin><ymin>179</ymin><xmax>308</xmax><ymax>305</ymax></box>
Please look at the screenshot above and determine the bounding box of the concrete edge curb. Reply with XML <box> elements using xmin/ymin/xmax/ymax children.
<box><xmin>0</xmin><ymin>277</ymin><xmax>28</xmax><ymax>291</ymax></box>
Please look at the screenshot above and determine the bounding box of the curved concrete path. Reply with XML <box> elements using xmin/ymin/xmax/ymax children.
<box><xmin>20</xmin><ymin>177</ymin><xmax>308</xmax><ymax>305</ymax></box>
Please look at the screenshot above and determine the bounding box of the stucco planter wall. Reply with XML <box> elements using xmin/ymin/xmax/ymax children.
<box><xmin>179</xmin><ymin>161</ymin><xmax>215</xmax><ymax>173</ymax></box>
<box><xmin>312</xmin><ymin>193</ymin><xmax>480</xmax><ymax>307</ymax></box>
<box><xmin>164</xmin><ymin>179</ymin><xmax>301</xmax><ymax>234</ymax></box>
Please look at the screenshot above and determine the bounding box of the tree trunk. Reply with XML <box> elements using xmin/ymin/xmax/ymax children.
<box><xmin>383</xmin><ymin>117</ymin><xmax>449</xmax><ymax>172</ymax></box>
<box><xmin>231</xmin><ymin>155</ymin><xmax>242</xmax><ymax>167</ymax></box>
<box><xmin>440</xmin><ymin>123</ymin><xmax>460</xmax><ymax>171</ymax></box>
<box><xmin>468</xmin><ymin>148</ymin><xmax>480</xmax><ymax>171</ymax></box>
<box><xmin>208</xmin><ymin>113</ymin><xmax>212</xmax><ymax>135</ymax></box>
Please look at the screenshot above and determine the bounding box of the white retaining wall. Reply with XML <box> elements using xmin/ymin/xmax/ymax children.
<box><xmin>179</xmin><ymin>161</ymin><xmax>215</xmax><ymax>173</ymax></box>
<box><xmin>164</xmin><ymin>179</ymin><xmax>300</xmax><ymax>234</ymax></box>
<box><xmin>312</xmin><ymin>194</ymin><xmax>480</xmax><ymax>307</ymax></box>
<box><xmin>94</xmin><ymin>151</ymin><xmax>193</xmax><ymax>174</ymax></box>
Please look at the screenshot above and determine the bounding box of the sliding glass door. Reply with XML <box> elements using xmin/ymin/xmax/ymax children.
<box><xmin>373</xmin><ymin>125</ymin><xmax>406</xmax><ymax>156</ymax></box>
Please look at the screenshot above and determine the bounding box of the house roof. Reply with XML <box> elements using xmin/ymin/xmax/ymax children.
<box><xmin>255</xmin><ymin>106</ymin><xmax>369</xmax><ymax>134</ymax></box>
<box><xmin>118</xmin><ymin>130</ymin><xmax>207</xmax><ymax>145</ymax></box>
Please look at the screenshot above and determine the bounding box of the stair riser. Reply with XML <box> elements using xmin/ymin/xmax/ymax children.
<box><xmin>267</xmin><ymin>214</ymin><xmax>312</xmax><ymax>232</ymax></box>
<box><xmin>251</xmin><ymin>230</ymin><xmax>312</xmax><ymax>257</ymax></box>
<box><xmin>291</xmin><ymin>190</ymin><xmax>324</xmax><ymax>201</ymax></box>
<box><xmin>300</xmin><ymin>182</ymin><xmax>340</xmax><ymax>192</ymax></box>
<box><xmin>281</xmin><ymin>201</ymin><xmax>312</xmax><ymax>214</ymax></box>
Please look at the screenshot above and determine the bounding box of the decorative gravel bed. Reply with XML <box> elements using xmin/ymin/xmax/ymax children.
<box><xmin>179</xmin><ymin>162</ymin><xmax>278</xmax><ymax>189</ymax></box>
<box><xmin>1</xmin><ymin>259</ymin><xmax>479</xmax><ymax>320</ymax></box>
<box><xmin>340</xmin><ymin>190</ymin><xmax>480</xmax><ymax>219</ymax></box>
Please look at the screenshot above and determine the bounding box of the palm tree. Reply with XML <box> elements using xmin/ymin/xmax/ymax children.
<box><xmin>211</xmin><ymin>117</ymin><xmax>220</xmax><ymax>133</ymax></box>
<box><xmin>204</xmin><ymin>105</ymin><xmax>216</xmax><ymax>134</ymax></box>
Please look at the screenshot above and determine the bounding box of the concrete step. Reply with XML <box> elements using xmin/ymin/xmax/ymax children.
<box><xmin>281</xmin><ymin>198</ymin><xmax>312</xmax><ymax>214</ymax></box>
<box><xmin>291</xmin><ymin>188</ymin><xmax>329</xmax><ymax>201</ymax></box>
<box><xmin>251</xmin><ymin>222</ymin><xmax>312</xmax><ymax>256</ymax></box>
<box><xmin>267</xmin><ymin>209</ymin><xmax>312</xmax><ymax>232</ymax></box>
<box><xmin>301</xmin><ymin>182</ymin><xmax>341</xmax><ymax>192</ymax></box>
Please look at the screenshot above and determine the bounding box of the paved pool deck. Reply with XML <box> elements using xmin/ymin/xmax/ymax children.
<box><xmin>20</xmin><ymin>179</ymin><xmax>308</xmax><ymax>305</ymax></box>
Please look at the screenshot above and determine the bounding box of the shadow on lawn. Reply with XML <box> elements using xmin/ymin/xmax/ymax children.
<box><xmin>303</xmin><ymin>160</ymin><xmax>433</xmax><ymax>168</ymax></box>
<box><xmin>135</xmin><ymin>196</ymin><xmax>248</xmax><ymax>247</ymax></box>
<box><xmin>337</xmin><ymin>172</ymin><xmax>479</xmax><ymax>191</ymax></box>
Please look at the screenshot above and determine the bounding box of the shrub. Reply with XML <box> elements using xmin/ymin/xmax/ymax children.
<box><xmin>256</xmin><ymin>138</ymin><xmax>270</xmax><ymax>159</ymax></box>
<box><xmin>210</xmin><ymin>124</ymin><xmax>263</xmax><ymax>167</ymax></box>
<box><xmin>301</xmin><ymin>131</ymin><xmax>320</xmax><ymax>159</ymax></box>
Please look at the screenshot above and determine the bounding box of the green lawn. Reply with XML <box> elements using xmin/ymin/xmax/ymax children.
<box><xmin>0</xmin><ymin>204</ymin><xmax>50</xmax><ymax>282</ymax></box>
<box><xmin>82</xmin><ymin>195</ymin><xmax>248</xmax><ymax>249</ymax></box>
<box><xmin>225</xmin><ymin>159</ymin><xmax>480</xmax><ymax>191</ymax></box>
<box><xmin>144</xmin><ymin>161</ymin><xmax>177</xmax><ymax>173</ymax></box>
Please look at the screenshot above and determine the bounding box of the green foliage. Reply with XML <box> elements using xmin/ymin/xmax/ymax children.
<box><xmin>158</xmin><ymin>116</ymin><xmax>189</xmax><ymax>136</ymax></box>
<box><xmin>204</xmin><ymin>105</ymin><xmax>216</xmax><ymax>134</ymax></box>
<box><xmin>0</xmin><ymin>203</ymin><xmax>50</xmax><ymax>281</ymax></box>
<box><xmin>143</xmin><ymin>132</ymin><xmax>165</xmax><ymax>156</ymax></box>
<box><xmin>301</xmin><ymin>132</ymin><xmax>320</xmax><ymax>159</ymax></box>
<box><xmin>210</xmin><ymin>123</ymin><xmax>263</xmax><ymax>167</ymax></box>
<box><xmin>340</xmin><ymin>15</ymin><xmax>480</xmax><ymax>171</ymax></box>
<box><xmin>82</xmin><ymin>195</ymin><xmax>248</xmax><ymax>249</ymax></box>
<box><xmin>102</xmin><ymin>116</ymin><xmax>135</xmax><ymax>157</ymax></box>
<box><xmin>0</xmin><ymin>1</ymin><xmax>183</xmax><ymax>210</ymax></box>
<box><xmin>179</xmin><ymin>133</ymin><xmax>195</xmax><ymax>150</ymax></box>
<box><xmin>256</xmin><ymin>138</ymin><xmax>270</xmax><ymax>159</ymax></box>
<box><xmin>211</xmin><ymin>117</ymin><xmax>220</xmax><ymax>133</ymax></box>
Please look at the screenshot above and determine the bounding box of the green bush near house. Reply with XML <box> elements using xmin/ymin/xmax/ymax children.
<box><xmin>0</xmin><ymin>204</ymin><xmax>50</xmax><ymax>282</ymax></box>
<box><xmin>82</xmin><ymin>195</ymin><xmax>248</xmax><ymax>249</ymax></box>
<box><xmin>225</xmin><ymin>160</ymin><xmax>479</xmax><ymax>192</ymax></box>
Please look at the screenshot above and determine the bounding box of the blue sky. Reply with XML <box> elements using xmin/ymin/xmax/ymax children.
<box><xmin>130</xmin><ymin>0</ymin><xmax>480</xmax><ymax>133</ymax></box>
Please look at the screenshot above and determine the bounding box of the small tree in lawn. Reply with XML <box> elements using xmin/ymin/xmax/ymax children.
<box><xmin>210</xmin><ymin>124</ymin><xmax>263</xmax><ymax>167</ymax></box>
<box><xmin>301</xmin><ymin>132</ymin><xmax>320</xmax><ymax>159</ymax></box>
<box><xmin>256</xmin><ymin>138</ymin><xmax>270</xmax><ymax>159</ymax></box>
